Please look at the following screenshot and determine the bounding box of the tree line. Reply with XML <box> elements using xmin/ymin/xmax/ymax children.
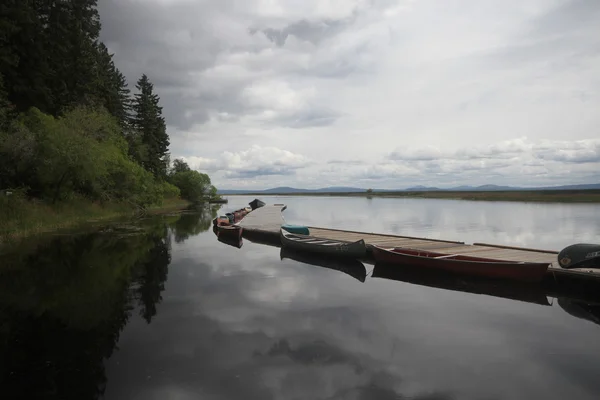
<box><xmin>0</xmin><ymin>0</ymin><xmax>215</xmax><ymax>213</ymax></box>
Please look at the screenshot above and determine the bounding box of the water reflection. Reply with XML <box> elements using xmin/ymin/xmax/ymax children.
<box><xmin>0</xmin><ymin>209</ymin><xmax>216</xmax><ymax>399</ymax></box>
<box><xmin>558</xmin><ymin>299</ymin><xmax>600</xmax><ymax>326</ymax></box>
<box><xmin>2</xmin><ymin>201</ymin><xmax>600</xmax><ymax>400</ymax></box>
<box><xmin>280</xmin><ymin>247</ymin><xmax>367</xmax><ymax>283</ymax></box>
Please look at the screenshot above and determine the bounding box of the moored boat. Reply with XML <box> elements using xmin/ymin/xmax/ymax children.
<box><xmin>249</xmin><ymin>198</ymin><xmax>266</xmax><ymax>210</ymax></box>
<box><xmin>280</xmin><ymin>229</ymin><xmax>367</xmax><ymax>259</ymax></box>
<box><xmin>281</xmin><ymin>224</ymin><xmax>310</xmax><ymax>235</ymax></box>
<box><xmin>558</xmin><ymin>243</ymin><xmax>600</xmax><ymax>269</ymax></box>
<box><xmin>371</xmin><ymin>246</ymin><xmax>550</xmax><ymax>282</ymax></box>
<box><xmin>217</xmin><ymin>224</ymin><xmax>243</xmax><ymax>240</ymax></box>
<box><xmin>213</xmin><ymin>216</ymin><xmax>230</xmax><ymax>226</ymax></box>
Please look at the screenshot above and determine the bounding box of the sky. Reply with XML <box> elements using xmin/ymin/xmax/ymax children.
<box><xmin>98</xmin><ymin>0</ymin><xmax>600</xmax><ymax>190</ymax></box>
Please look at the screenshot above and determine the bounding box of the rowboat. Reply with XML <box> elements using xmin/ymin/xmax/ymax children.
<box><xmin>280</xmin><ymin>247</ymin><xmax>367</xmax><ymax>282</ymax></box>
<box><xmin>213</xmin><ymin>216</ymin><xmax>230</xmax><ymax>226</ymax></box>
<box><xmin>371</xmin><ymin>246</ymin><xmax>550</xmax><ymax>282</ymax></box>
<box><xmin>217</xmin><ymin>224</ymin><xmax>243</xmax><ymax>240</ymax></box>
<box><xmin>280</xmin><ymin>229</ymin><xmax>367</xmax><ymax>259</ymax></box>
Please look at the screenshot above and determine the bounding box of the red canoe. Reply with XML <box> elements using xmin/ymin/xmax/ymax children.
<box><xmin>371</xmin><ymin>246</ymin><xmax>550</xmax><ymax>283</ymax></box>
<box><xmin>217</xmin><ymin>225</ymin><xmax>243</xmax><ymax>240</ymax></box>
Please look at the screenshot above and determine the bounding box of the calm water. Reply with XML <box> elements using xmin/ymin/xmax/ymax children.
<box><xmin>1</xmin><ymin>196</ymin><xmax>600</xmax><ymax>400</ymax></box>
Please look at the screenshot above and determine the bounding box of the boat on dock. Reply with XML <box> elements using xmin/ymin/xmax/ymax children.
<box><xmin>372</xmin><ymin>246</ymin><xmax>550</xmax><ymax>282</ymax></box>
<box><xmin>280</xmin><ymin>247</ymin><xmax>367</xmax><ymax>282</ymax></box>
<box><xmin>280</xmin><ymin>229</ymin><xmax>367</xmax><ymax>259</ymax></box>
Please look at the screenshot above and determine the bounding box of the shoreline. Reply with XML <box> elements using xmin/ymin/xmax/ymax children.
<box><xmin>223</xmin><ymin>189</ymin><xmax>600</xmax><ymax>203</ymax></box>
<box><xmin>0</xmin><ymin>198</ymin><xmax>192</xmax><ymax>245</ymax></box>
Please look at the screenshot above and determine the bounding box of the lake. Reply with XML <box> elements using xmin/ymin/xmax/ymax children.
<box><xmin>1</xmin><ymin>196</ymin><xmax>600</xmax><ymax>400</ymax></box>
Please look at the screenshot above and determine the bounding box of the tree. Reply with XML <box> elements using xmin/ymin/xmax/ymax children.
<box><xmin>171</xmin><ymin>158</ymin><xmax>191</xmax><ymax>174</ymax></box>
<box><xmin>170</xmin><ymin>170</ymin><xmax>211</xmax><ymax>202</ymax></box>
<box><xmin>93</xmin><ymin>43</ymin><xmax>131</xmax><ymax>129</ymax></box>
<box><xmin>130</xmin><ymin>74</ymin><xmax>170</xmax><ymax>178</ymax></box>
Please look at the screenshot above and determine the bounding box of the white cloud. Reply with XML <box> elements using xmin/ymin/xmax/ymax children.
<box><xmin>99</xmin><ymin>0</ymin><xmax>600</xmax><ymax>189</ymax></box>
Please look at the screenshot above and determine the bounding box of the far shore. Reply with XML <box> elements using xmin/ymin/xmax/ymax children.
<box><xmin>223</xmin><ymin>189</ymin><xmax>600</xmax><ymax>203</ymax></box>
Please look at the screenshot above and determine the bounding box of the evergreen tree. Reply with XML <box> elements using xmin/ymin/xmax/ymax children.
<box><xmin>0</xmin><ymin>0</ymin><xmax>54</xmax><ymax>113</ymax></box>
<box><xmin>130</xmin><ymin>74</ymin><xmax>170</xmax><ymax>178</ymax></box>
<box><xmin>93</xmin><ymin>43</ymin><xmax>131</xmax><ymax>128</ymax></box>
<box><xmin>44</xmin><ymin>0</ymin><xmax>101</xmax><ymax>113</ymax></box>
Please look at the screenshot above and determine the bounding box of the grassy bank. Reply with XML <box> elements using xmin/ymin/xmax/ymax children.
<box><xmin>0</xmin><ymin>197</ymin><xmax>191</xmax><ymax>244</ymax></box>
<box><xmin>230</xmin><ymin>189</ymin><xmax>600</xmax><ymax>203</ymax></box>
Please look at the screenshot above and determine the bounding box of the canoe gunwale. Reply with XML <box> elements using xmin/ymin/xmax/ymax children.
<box><xmin>372</xmin><ymin>245</ymin><xmax>550</xmax><ymax>282</ymax></box>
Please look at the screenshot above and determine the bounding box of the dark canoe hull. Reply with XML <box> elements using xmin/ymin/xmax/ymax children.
<box><xmin>217</xmin><ymin>225</ymin><xmax>243</xmax><ymax>240</ymax></box>
<box><xmin>280</xmin><ymin>230</ymin><xmax>367</xmax><ymax>259</ymax></box>
<box><xmin>372</xmin><ymin>246</ymin><xmax>549</xmax><ymax>283</ymax></box>
<box><xmin>558</xmin><ymin>243</ymin><xmax>600</xmax><ymax>269</ymax></box>
<box><xmin>249</xmin><ymin>199</ymin><xmax>266</xmax><ymax>210</ymax></box>
<box><xmin>280</xmin><ymin>247</ymin><xmax>367</xmax><ymax>282</ymax></box>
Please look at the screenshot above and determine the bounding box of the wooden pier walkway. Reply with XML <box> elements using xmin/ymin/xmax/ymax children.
<box><xmin>238</xmin><ymin>204</ymin><xmax>600</xmax><ymax>281</ymax></box>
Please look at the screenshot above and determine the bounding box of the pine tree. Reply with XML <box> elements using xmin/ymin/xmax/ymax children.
<box><xmin>0</xmin><ymin>0</ymin><xmax>54</xmax><ymax>113</ymax></box>
<box><xmin>130</xmin><ymin>74</ymin><xmax>170</xmax><ymax>178</ymax></box>
<box><xmin>94</xmin><ymin>43</ymin><xmax>131</xmax><ymax>128</ymax></box>
<box><xmin>44</xmin><ymin>0</ymin><xmax>101</xmax><ymax>113</ymax></box>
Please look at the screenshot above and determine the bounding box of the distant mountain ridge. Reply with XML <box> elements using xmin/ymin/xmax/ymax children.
<box><xmin>218</xmin><ymin>183</ymin><xmax>600</xmax><ymax>194</ymax></box>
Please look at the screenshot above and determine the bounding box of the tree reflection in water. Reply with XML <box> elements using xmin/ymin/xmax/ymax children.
<box><xmin>0</xmin><ymin>208</ymin><xmax>215</xmax><ymax>399</ymax></box>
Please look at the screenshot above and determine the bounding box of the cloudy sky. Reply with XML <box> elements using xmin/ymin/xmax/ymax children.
<box><xmin>99</xmin><ymin>0</ymin><xmax>600</xmax><ymax>189</ymax></box>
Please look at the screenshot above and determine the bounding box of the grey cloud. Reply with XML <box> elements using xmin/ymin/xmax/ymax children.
<box><xmin>254</xmin><ymin>17</ymin><xmax>353</xmax><ymax>47</ymax></box>
<box><xmin>98</xmin><ymin>0</ymin><xmax>359</xmax><ymax>131</ymax></box>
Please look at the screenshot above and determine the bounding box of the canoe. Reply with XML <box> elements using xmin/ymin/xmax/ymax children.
<box><xmin>249</xmin><ymin>198</ymin><xmax>266</xmax><ymax>210</ymax></box>
<box><xmin>371</xmin><ymin>246</ymin><xmax>550</xmax><ymax>282</ymax></box>
<box><xmin>213</xmin><ymin>216</ymin><xmax>230</xmax><ymax>226</ymax></box>
<box><xmin>217</xmin><ymin>233</ymin><xmax>243</xmax><ymax>249</ymax></box>
<box><xmin>282</xmin><ymin>224</ymin><xmax>310</xmax><ymax>235</ymax></box>
<box><xmin>558</xmin><ymin>243</ymin><xmax>600</xmax><ymax>269</ymax></box>
<box><xmin>280</xmin><ymin>229</ymin><xmax>367</xmax><ymax>259</ymax></box>
<box><xmin>217</xmin><ymin>225</ymin><xmax>243</xmax><ymax>240</ymax></box>
<box><xmin>280</xmin><ymin>247</ymin><xmax>367</xmax><ymax>282</ymax></box>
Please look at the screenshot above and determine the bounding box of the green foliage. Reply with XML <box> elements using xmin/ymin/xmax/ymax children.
<box><xmin>170</xmin><ymin>170</ymin><xmax>212</xmax><ymax>202</ymax></box>
<box><xmin>172</xmin><ymin>158</ymin><xmax>191</xmax><ymax>174</ymax></box>
<box><xmin>0</xmin><ymin>107</ymin><xmax>173</xmax><ymax>208</ymax></box>
<box><xmin>0</xmin><ymin>0</ymin><xmax>219</xmax><ymax>231</ymax></box>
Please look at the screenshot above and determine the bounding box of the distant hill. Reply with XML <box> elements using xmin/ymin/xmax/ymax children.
<box><xmin>217</xmin><ymin>183</ymin><xmax>600</xmax><ymax>195</ymax></box>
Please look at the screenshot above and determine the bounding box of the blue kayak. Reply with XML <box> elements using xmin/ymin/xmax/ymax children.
<box><xmin>281</xmin><ymin>224</ymin><xmax>310</xmax><ymax>235</ymax></box>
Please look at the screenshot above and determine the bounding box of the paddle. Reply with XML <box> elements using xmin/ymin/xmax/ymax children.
<box><xmin>558</xmin><ymin>243</ymin><xmax>600</xmax><ymax>269</ymax></box>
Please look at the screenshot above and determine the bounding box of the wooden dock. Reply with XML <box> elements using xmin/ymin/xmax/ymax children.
<box><xmin>238</xmin><ymin>204</ymin><xmax>600</xmax><ymax>282</ymax></box>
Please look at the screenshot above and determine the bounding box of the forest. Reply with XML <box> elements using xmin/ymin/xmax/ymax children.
<box><xmin>0</xmin><ymin>0</ymin><xmax>214</xmax><ymax>236</ymax></box>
